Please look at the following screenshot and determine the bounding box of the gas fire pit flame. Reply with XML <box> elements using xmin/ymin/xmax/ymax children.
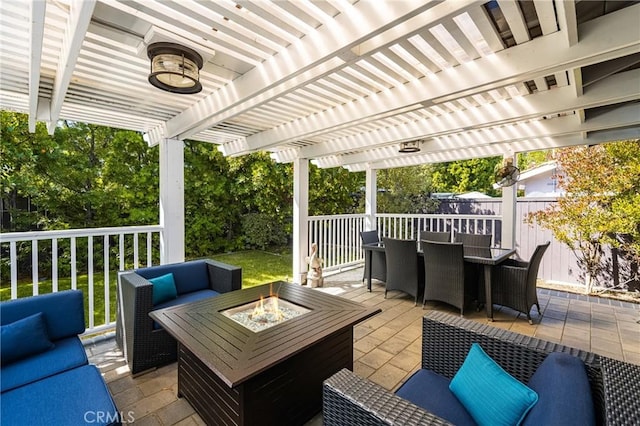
<box><xmin>222</xmin><ymin>292</ymin><xmax>311</xmax><ymax>333</ymax></box>
<box><xmin>250</xmin><ymin>296</ymin><xmax>285</xmax><ymax>324</ymax></box>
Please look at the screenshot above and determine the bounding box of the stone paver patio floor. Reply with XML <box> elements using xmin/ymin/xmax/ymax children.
<box><xmin>85</xmin><ymin>267</ymin><xmax>640</xmax><ymax>425</ymax></box>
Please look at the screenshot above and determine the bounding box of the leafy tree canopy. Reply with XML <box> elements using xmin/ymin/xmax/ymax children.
<box><xmin>527</xmin><ymin>140</ymin><xmax>640</xmax><ymax>291</ymax></box>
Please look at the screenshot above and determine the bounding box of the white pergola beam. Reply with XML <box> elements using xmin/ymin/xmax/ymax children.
<box><xmin>28</xmin><ymin>0</ymin><xmax>46</xmax><ymax>133</ymax></box>
<box><xmin>497</xmin><ymin>0</ymin><xmax>530</xmax><ymax>44</ymax></box>
<box><xmin>556</xmin><ymin>0</ymin><xmax>578</xmax><ymax>47</ymax></box>
<box><xmin>162</xmin><ymin>0</ymin><xmax>445</xmax><ymax>141</ymax></box>
<box><xmin>46</xmin><ymin>0</ymin><xmax>96</xmax><ymax>134</ymax></box>
<box><xmin>300</xmin><ymin>68</ymin><xmax>639</xmax><ymax>159</ymax></box>
<box><xmin>230</xmin><ymin>6</ymin><xmax>640</xmax><ymax>154</ymax></box>
<box><xmin>343</xmin><ymin>128</ymin><xmax>640</xmax><ymax>171</ymax></box>
<box><xmin>334</xmin><ymin>99</ymin><xmax>640</xmax><ymax>166</ymax></box>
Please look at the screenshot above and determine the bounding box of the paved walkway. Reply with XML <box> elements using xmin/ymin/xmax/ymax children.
<box><xmin>86</xmin><ymin>267</ymin><xmax>639</xmax><ymax>425</ymax></box>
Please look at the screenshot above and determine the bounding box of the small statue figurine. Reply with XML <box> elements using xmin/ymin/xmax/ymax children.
<box><xmin>305</xmin><ymin>243</ymin><xmax>324</xmax><ymax>288</ymax></box>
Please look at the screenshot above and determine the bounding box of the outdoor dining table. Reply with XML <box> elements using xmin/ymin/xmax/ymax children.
<box><xmin>363</xmin><ymin>242</ymin><xmax>516</xmax><ymax>321</ymax></box>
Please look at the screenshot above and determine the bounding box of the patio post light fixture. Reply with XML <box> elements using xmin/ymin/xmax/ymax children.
<box><xmin>147</xmin><ymin>42</ymin><xmax>203</xmax><ymax>94</ymax></box>
<box><xmin>399</xmin><ymin>140</ymin><xmax>421</xmax><ymax>153</ymax></box>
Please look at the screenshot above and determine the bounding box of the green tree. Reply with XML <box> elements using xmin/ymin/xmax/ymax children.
<box><xmin>309</xmin><ymin>164</ymin><xmax>363</xmax><ymax>215</ymax></box>
<box><xmin>376</xmin><ymin>166</ymin><xmax>438</xmax><ymax>213</ymax></box>
<box><xmin>430</xmin><ymin>157</ymin><xmax>502</xmax><ymax>197</ymax></box>
<box><xmin>527</xmin><ymin>140</ymin><xmax>640</xmax><ymax>292</ymax></box>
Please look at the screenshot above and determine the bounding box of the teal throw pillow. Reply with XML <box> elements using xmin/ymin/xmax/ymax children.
<box><xmin>150</xmin><ymin>273</ymin><xmax>178</xmax><ymax>305</ymax></box>
<box><xmin>449</xmin><ymin>343</ymin><xmax>538</xmax><ymax>426</ymax></box>
<box><xmin>1</xmin><ymin>312</ymin><xmax>54</xmax><ymax>364</ymax></box>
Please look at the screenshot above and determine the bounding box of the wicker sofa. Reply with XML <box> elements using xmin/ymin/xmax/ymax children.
<box><xmin>323</xmin><ymin>311</ymin><xmax>640</xmax><ymax>426</ymax></box>
<box><xmin>116</xmin><ymin>259</ymin><xmax>241</xmax><ymax>374</ymax></box>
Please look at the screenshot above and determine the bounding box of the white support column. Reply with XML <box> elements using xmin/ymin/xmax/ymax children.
<box><xmin>365</xmin><ymin>167</ymin><xmax>377</xmax><ymax>230</ymax></box>
<box><xmin>293</xmin><ymin>158</ymin><xmax>309</xmax><ymax>284</ymax></box>
<box><xmin>159</xmin><ymin>138</ymin><xmax>185</xmax><ymax>264</ymax></box>
<box><xmin>501</xmin><ymin>152</ymin><xmax>517</xmax><ymax>249</ymax></box>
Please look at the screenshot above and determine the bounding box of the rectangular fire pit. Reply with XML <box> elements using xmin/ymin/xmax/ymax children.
<box><xmin>150</xmin><ymin>282</ymin><xmax>380</xmax><ymax>426</ymax></box>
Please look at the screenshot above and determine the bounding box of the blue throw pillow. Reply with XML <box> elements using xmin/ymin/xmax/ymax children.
<box><xmin>150</xmin><ymin>273</ymin><xmax>178</xmax><ymax>305</ymax></box>
<box><xmin>449</xmin><ymin>343</ymin><xmax>538</xmax><ymax>426</ymax></box>
<box><xmin>1</xmin><ymin>312</ymin><xmax>54</xmax><ymax>364</ymax></box>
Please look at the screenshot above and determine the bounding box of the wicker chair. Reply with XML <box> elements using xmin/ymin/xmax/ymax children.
<box><xmin>454</xmin><ymin>232</ymin><xmax>492</xmax><ymax>247</ymax></box>
<box><xmin>491</xmin><ymin>241</ymin><xmax>550</xmax><ymax>324</ymax></box>
<box><xmin>116</xmin><ymin>259</ymin><xmax>241</xmax><ymax>375</ymax></box>
<box><xmin>422</xmin><ymin>241</ymin><xmax>469</xmax><ymax>315</ymax></box>
<box><xmin>323</xmin><ymin>311</ymin><xmax>640</xmax><ymax>426</ymax></box>
<box><xmin>418</xmin><ymin>231</ymin><xmax>450</xmax><ymax>251</ymax></box>
<box><xmin>382</xmin><ymin>237</ymin><xmax>420</xmax><ymax>305</ymax></box>
<box><xmin>454</xmin><ymin>232</ymin><xmax>492</xmax><ymax>305</ymax></box>
<box><xmin>360</xmin><ymin>230</ymin><xmax>386</xmax><ymax>284</ymax></box>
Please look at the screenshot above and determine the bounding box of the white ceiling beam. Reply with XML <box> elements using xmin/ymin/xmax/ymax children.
<box><xmin>160</xmin><ymin>0</ymin><xmax>440</xmax><ymax>139</ymax></box>
<box><xmin>300</xmin><ymin>68</ymin><xmax>639</xmax><ymax>158</ymax></box>
<box><xmin>497</xmin><ymin>0</ymin><xmax>530</xmax><ymax>44</ymax></box>
<box><xmin>28</xmin><ymin>0</ymin><xmax>46</xmax><ymax>133</ymax></box>
<box><xmin>556</xmin><ymin>0</ymin><xmax>578</xmax><ymax>47</ymax></box>
<box><xmin>533</xmin><ymin>0</ymin><xmax>558</xmax><ymax>35</ymax></box>
<box><xmin>46</xmin><ymin>0</ymin><xmax>96</xmax><ymax>134</ymax></box>
<box><xmin>164</xmin><ymin>0</ymin><xmax>478</xmax><ymax>141</ymax></box>
<box><xmin>343</xmin><ymin>128</ymin><xmax>640</xmax><ymax>171</ymax></box>
<box><xmin>465</xmin><ymin>5</ymin><xmax>505</xmax><ymax>52</ymax></box>
<box><xmin>334</xmin><ymin>101</ymin><xmax>640</xmax><ymax>166</ymax></box>
<box><xmin>234</xmin><ymin>7</ymin><xmax>640</xmax><ymax>154</ymax></box>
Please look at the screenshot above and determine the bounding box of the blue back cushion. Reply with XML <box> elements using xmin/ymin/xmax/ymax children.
<box><xmin>1</xmin><ymin>312</ymin><xmax>54</xmax><ymax>364</ymax></box>
<box><xmin>523</xmin><ymin>352</ymin><xmax>595</xmax><ymax>425</ymax></box>
<box><xmin>0</xmin><ymin>290</ymin><xmax>85</xmax><ymax>341</ymax></box>
<box><xmin>449</xmin><ymin>343</ymin><xmax>538</xmax><ymax>426</ymax></box>
<box><xmin>136</xmin><ymin>260</ymin><xmax>209</xmax><ymax>295</ymax></box>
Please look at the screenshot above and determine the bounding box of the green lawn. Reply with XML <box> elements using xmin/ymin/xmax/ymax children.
<box><xmin>212</xmin><ymin>248</ymin><xmax>293</xmax><ymax>288</ymax></box>
<box><xmin>1</xmin><ymin>249</ymin><xmax>293</xmax><ymax>327</ymax></box>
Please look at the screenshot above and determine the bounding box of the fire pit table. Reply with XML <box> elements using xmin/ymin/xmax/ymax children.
<box><xmin>150</xmin><ymin>282</ymin><xmax>380</xmax><ymax>426</ymax></box>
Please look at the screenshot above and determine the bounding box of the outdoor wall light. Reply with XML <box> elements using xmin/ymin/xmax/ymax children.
<box><xmin>147</xmin><ymin>42</ymin><xmax>203</xmax><ymax>94</ymax></box>
<box><xmin>399</xmin><ymin>140</ymin><xmax>421</xmax><ymax>153</ymax></box>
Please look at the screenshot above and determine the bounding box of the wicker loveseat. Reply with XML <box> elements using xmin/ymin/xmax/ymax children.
<box><xmin>323</xmin><ymin>311</ymin><xmax>640</xmax><ymax>425</ymax></box>
<box><xmin>116</xmin><ymin>259</ymin><xmax>241</xmax><ymax>375</ymax></box>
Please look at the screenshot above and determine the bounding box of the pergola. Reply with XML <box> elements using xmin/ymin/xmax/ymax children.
<box><xmin>1</xmin><ymin>0</ymin><xmax>639</xmax><ymax>280</ymax></box>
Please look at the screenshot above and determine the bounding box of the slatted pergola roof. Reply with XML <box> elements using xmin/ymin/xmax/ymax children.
<box><xmin>1</xmin><ymin>0</ymin><xmax>639</xmax><ymax>171</ymax></box>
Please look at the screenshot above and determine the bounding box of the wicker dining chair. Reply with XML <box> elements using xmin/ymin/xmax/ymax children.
<box><xmin>454</xmin><ymin>232</ymin><xmax>492</xmax><ymax>247</ymax></box>
<box><xmin>455</xmin><ymin>232</ymin><xmax>492</xmax><ymax>304</ymax></box>
<box><xmin>418</xmin><ymin>231</ymin><xmax>450</xmax><ymax>251</ymax></box>
<box><xmin>422</xmin><ymin>241</ymin><xmax>469</xmax><ymax>315</ymax></box>
<box><xmin>491</xmin><ymin>241</ymin><xmax>551</xmax><ymax>324</ymax></box>
<box><xmin>382</xmin><ymin>237</ymin><xmax>420</xmax><ymax>305</ymax></box>
<box><xmin>360</xmin><ymin>230</ymin><xmax>386</xmax><ymax>283</ymax></box>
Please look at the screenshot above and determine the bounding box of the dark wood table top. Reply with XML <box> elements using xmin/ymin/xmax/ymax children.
<box><xmin>150</xmin><ymin>282</ymin><xmax>380</xmax><ymax>387</ymax></box>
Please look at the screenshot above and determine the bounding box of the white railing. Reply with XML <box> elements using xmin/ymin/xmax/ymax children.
<box><xmin>307</xmin><ymin>214</ymin><xmax>367</xmax><ymax>270</ymax></box>
<box><xmin>307</xmin><ymin>213</ymin><xmax>502</xmax><ymax>272</ymax></box>
<box><xmin>376</xmin><ymin>213</ymin><xmax>502</xmax><ymax>247</ymax></box>
<box><xmin>0</xmin><ymin>225</ymin><xmax>162</xmax><ymax>334</ymax></box>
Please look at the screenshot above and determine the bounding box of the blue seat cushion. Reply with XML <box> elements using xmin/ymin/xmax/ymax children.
<box><xmin>151</xmin><ymin>289</ymin><xmax>220</xmax><ymax>329</ymax></box>
<box><xmin>1</xmin><ymin>312</ymin><xmax>54</xmax><ymax>364</ymax></box>
<box><xmin>0</xmin><ymin>290</ymin><xmax>85</xmax><ymax>341</ymax></box>
<box><xmin>1</xmin><ymin>364</ymin><xmax>119</xmax><ymax>426</ymax></box>
<box><xmin>396</xmin><ymin>369</ymin><xmax>476</xmax><ymax>426</ymax></box>
<box><xmin>523</xmin><ymin>352</ymin><xmax>595</xmax><ymax>426</ymax></box>
<box><xmin>137</xmin><ymin>260</ymin><xmax>210</xmax><ymax>295</ymax></box>
<box><xmin>1</xmin><ymin>336</ymin><xmax>88</xmax><ymax>393</ymax></box>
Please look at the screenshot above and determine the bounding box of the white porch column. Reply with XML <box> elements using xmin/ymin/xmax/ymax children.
<box><xmin>501</xmin><ymin>153</ymin><xmax>517</xmax><ymax>249</ymax></box>
<box><xmin>365</xmin><ymin>167</ymin><xmax>377</xmax><ymax>230</ymax></box>
<box><xmin>159</xmin><ymin>138</ymin><xmax>185</xmax><ymax>264</ymax></box>
<box><xmin>292</xmin><ymin>158</ymin><xmax>309</xmax><ymax>284</ymax></box>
